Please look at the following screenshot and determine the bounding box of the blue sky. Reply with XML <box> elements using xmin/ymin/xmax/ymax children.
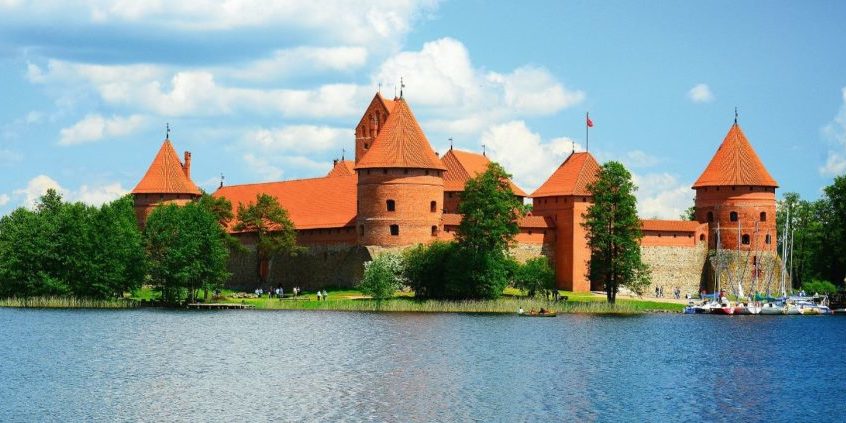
<box><xmin>1</xmin><ymin>0</ymin><xmax>845</xmax><ymax>218</ymax></box>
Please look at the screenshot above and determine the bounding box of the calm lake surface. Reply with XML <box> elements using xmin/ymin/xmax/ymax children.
<box><xmin>1</xmin><ymin>309</ymin><xmax>844</xmax><ymax>422</ymax></box>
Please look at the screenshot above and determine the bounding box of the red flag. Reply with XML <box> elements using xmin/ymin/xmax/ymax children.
<box><xmin>586</xmin><ymin>114</ymin><xmax>593</xmax><ymax>128</ymax></box>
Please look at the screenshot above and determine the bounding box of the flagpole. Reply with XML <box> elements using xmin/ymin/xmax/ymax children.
<box><xmin>586</xmin><ymin>112</ymin><xmax>589</xmax><ymax>152</ymax></box>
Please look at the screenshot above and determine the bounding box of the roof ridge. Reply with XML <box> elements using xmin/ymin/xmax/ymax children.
<box><xmin>692</xmin><ymin>123</ymin><xmax>778</xmax><ymax>188</ymax></box>
<box><xmin>132</xmin><ymin>139</ymin><xmax>201</xmax><ymax>195</ymax></box>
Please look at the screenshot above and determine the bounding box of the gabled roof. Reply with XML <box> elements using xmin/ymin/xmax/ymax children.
<box><xmin>640</xmin><ymin>219</ymin><xmax>702</xmax><ymax>232</ymax></box>
<box><xmin>326</xmin><ymin>160</ymin><xmax>355</xmax><ymax>177</ymax></box>
<box><xmin>354</xmin><ymin>98</ymin><xmax>446</xmax><ymax>170</ymax></box>
<box><xmin>530</xmin><ymin>152</ymin><xmax>600</xmax><ymax>197</ymax></box>
<box><xmin>132</xmin><ymin>139</ymin><xmax>201</xmax><ymax>195</ymax></box>
<box><xmin>441</xmin><ymin>149</ymin><xmax>527</xmax><ymax>196</ymax></box>
<box><xmin>692</xmin><ymin>123</ymin><xmax>778</xmax><ymax>189</ymax></box>
<box><xmin>213</xmin><ymin>175</ymin><xmax>357</xmax><ymax>232</ymax></box>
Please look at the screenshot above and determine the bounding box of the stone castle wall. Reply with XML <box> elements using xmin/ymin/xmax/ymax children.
<box><xmin>225</xmin><ymin>244</ymin><xmax>372</xmax><ymax>291</ymax></box>
<box><xmin>641</xmin><ymin>242</ymin><xmax>708</xmax><ymax>297</ymax></box>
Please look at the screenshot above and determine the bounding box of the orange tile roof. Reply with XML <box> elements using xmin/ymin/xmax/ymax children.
<box><xmin>132</xmin><ymin>139</ymin><xmax>201</xmax><ymax>195</ymax></box>
<box><xmin>692</xmin><ymin>123</ymin><xmax>778</xmax><ymax>188</ymax></box>
<box><xmin>440</xmin><ymin>213</ymin><xmax>554</xmax><ymax>229</ymax></box>
<box><xmin>441</xmin><ymin>149</ymin><xmax>527</xmax><ymax>196</ymax></box>
<box><xmin>326</xmin><ymin>160</ymin><xmax>355</xmax><ymax>177</ymax></box>
<box><xmin>530</xmin><ymin>152</ymin><xmax>600</xmax><ymax>197</ymax></box>
<box><xmin>213</xmin><ymin>174</ymin><xmax>357</xmax><ymax>231</ymax></box>
<box><xmin>354</xmin><ymin>98</ymin><xmax>447</xmax><ymax>170</ymax></box>
<box><xmin>378</xmin><ymin>93</ymin><xmax>396</xmax><ymax>113</ymax></box>
<box><xmin>640</xmin><ymin>219</ymin><xmax>701</xmax><ymax>232</ymax></box>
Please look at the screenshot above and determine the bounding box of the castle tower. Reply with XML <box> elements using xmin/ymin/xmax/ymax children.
<box><xmin>354</xmin><ymin>93</ymin><xmax>395</xmax><ymax>164</ymax></box>
<box><xmin>530</xmin><ymin>152</ymin><xmax>600</xmax><ymax>292</ymax></box>
<box><xmin>131</xmin><ymin>138</ymin><xmax>202</xmax><ymax>227</ymax></box>
<box><xmin>354</xmin><ymin>97</ymin><xmax>446</xmax><ymax>247</ymax></box>
<box><xmin>692</xmin><ymin>123</ymin><xmax>778</xmax><ymax>252</ymax></box>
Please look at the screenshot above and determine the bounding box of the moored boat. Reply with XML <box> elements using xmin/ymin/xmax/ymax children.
<box><xmin>760</xmin><ymin>302</ymin><xmax>785</xmax><ymax>315</ymax></box>
<box><xmin>733</xmin><ymin>303</ymin><xmax>761</xmax><ymax>315</ymax></box>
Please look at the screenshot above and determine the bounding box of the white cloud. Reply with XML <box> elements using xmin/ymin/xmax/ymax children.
<box><xmin>373</xmin><ymin>38</ymin><xmax>584</xmax><ymax>129</ymax></box>
<box><xmin>620</xmin><ymin>150</ymin><xmax>661</xmax><ymax>168</ymax></box>
<box><xmin>59</xmin><ymin>114</ymin><xmax>145</xmax><ymax>145</ymax></box>
<box><xmin>244</xmin><ymin>125</ymin><xmax>349</xmax><ymax>153</ymax></box>
<box><xmin>633</xmin><ymin>172</ymin><xmax>694</xmax><ymax>220</ymax></box>
<box><xmin>481</xmin><ymin>120</ymin><xmax>582</xmax><ymax>191</ymax></box>
<box><xmin>687</xmin><ymin>83</ymin><xmax>715</xmax><ymax>103</ymax></box>
<box><xmin>821</xmin><ymin>87</ymin><xmax>846</xmax><ymax>177</ymax></box>
<box><xmin>7</xmin><ymin>1</ymin><xmax>439</xmax><ymax>50</ymax></box>
<box><xmin>13</xmin><ymin>175</ymin><xmax>64</xmax><ymax>208</ymax></box>
<box><xmin>0</xmin><ymin>194</ymin><xmax>9</xmax><ymax>206</ymax></box>
<box><xmin>11</xmin><ymin>175</ymin><xmax>128</xmax><ymax>208</ymax></box>
<box><xmin>0</xmin><ymin>149</ymin><xmax>23</xmax><ymax>166</ymax></box>
<box><xmin>230</xmin><ymin>47</ymin><xmax>368</xmax><ymax>82</ymax></box>
<box><xmin>243</xmin><ymin>153</ymin><xmax>283</xmax><ymax>181</ymax></box>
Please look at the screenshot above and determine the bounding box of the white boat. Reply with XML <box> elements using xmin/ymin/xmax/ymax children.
<box><xmin>760</xmin><ymin>302</ymin><xmax>785</xmax><ymax>315</ymax></box>
<box><xmin>733</xmin><ymin>303</ymin><xmax>761</xmax><ymax>315</ymax></box>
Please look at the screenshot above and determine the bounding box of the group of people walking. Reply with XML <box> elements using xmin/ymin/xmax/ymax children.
<box><xmin>654</xmin><ymin>286</ymin><xmax>683</xmax><ymax>300</ymax></box>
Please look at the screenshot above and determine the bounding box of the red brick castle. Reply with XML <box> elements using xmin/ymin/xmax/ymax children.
<box><xmin>132</xmin><ymin>93</ymin><xmax>778</xmax><ymax>293</ymax></box>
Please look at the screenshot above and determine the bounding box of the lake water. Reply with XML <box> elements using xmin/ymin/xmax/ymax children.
<box><xmin>1</xmin><ymin>309</ymin><xmax>844</xmax><ymax>422</ymax></box>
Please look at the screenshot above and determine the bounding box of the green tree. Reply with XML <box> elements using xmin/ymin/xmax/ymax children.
<box><xmin>145</xmin><ymin>202</ymin><xmax>230</xmax><ymax>303</ymax></box>
<box><xmin>234</xmin><ymin>194</ymin><xmax>300</xmax><ymax>286</ymax></box>
<box><xmin>358</xmin><ymin>252</ymin><xmax>405</xmax><ymax>300</ymax></box>
<box><xmin>513</xmin><ymin>256</ymin><xmax>555</xmax><ymax>298</ymax></box>
<box><xmin>450</xmin><ymin>162</ymin><xmax>524</xmax><ymax>299</ymax></box>
<box><xmin>403</xmin><ymin>241</ymin><xmax>459</xmax><ymax>299</ymax></box>
<box><xmin>681</xmin><ymin>204</ymin><xmax>696</xmax><ymax>221</ymax></box>
<box><xmin>822</xmin><ymin>176</ymin><xmax>846</xmax><ymax>286</ymax></box>
<box><xmin>197</xmin><ymin>192</ymin><xmax>234</xmax><ymax>227</ymax></box>
<box><xmin>583</xmin><ymin>161</ymin><xmax>649</xmax><ymax>303</ymax></box>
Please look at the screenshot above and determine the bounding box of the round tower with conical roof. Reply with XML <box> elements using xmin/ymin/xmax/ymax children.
<box><xmin>131</xmin><ymin>138</ymin><xmax>202</xmax><ymax>227</ymax></box>
<box><xmin>354</xmin><ymin>96</ymin><xmax>446</xmax><ymax>247</ymax></box>
<box><xmin>693</xmin><ymin>123</ymin><xmax>778</xmax><ymax>252</ymax></box>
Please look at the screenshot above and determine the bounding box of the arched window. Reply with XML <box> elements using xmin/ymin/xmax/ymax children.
<box><xmin>742</xmin><ymin>234</ymin><xmax>750</xmax><ymax>245</ymax></box>
<box><xmin>707</xmin><ymin>211</ymin><xmax>714</xmax><ymax>222</ymax></box>
<box><xmin>730</xmin><ymin>211</ymin><xmax>738</xmax><ymax>222</ymax></box>
<box><xmin>430</xmin><ymin>201</ymin><xmax>437</xmax><ymax>212</ymax></box>
<box><xmin>390</xmin><ymin>225</ymin><xmax>399</xmax><ymax>236</ymax></box>
<box><xmin>699</xmin><ymin>234</ymin><xmax>705</xmax><ymax>241</ymax></box>
<box><xmin>765</xmin><ymin>234</ymin><xmax>771</xmax><ymax>244</ymax></box>
<box><xmin>386</xmin><ymin>199</ymin><xmax>395</xmax><ymax>212</ymax></box>
<box><xmin>431</xmin><ymin>225</ymin><xmax>437</xmax><ymax>236</ymax></box>
<box><xmin>760</xmin><ymin>211</ymin><xmax>767</xmax><ymax>222</ymax></box>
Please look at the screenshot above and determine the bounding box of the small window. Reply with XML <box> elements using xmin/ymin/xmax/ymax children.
<box><xmin>765</xmin><ymin>234</ymin><xmax>771</xmax><ymax>244</ymax></box>
<box><xmin>386</xmin><ymin>200</ymin><xmax>395</xmax><ymax>212</ymax></box>
<box><xmin>749</xmin><ymin>186</ymin><xmax>753</xmax><ymax>191</ymax></box>
<box><xmin>431</xmin><ymin>225</ymin><xmax>437</xmax><ymax>236</ymax></box>
<box><xmin>528</xmin><ymin>230</ymin><xmax>533</xmax><ymax>235</ymax></box>
<box><xmin>383</xmin><ymin>169</ymin><xmax>388</xmax><ymax>174</ymax></box>
<box><xmin>699</xmin><ymin>234</ymin><xmax>705</xmax><ymax>241</ymax></box>
<box><xmin>742</xmin><ymin>234</ymin><xmax>750</xmax><ymax>245</ymax></box>
<box><xmin>730</xmin><ymin>211</ymin><xmax>738</xmax><ymax>222</ymax></box>
<box><xmin>760</xmin><ymin>212</ymin><xmax>767</xmax><ymax>222</ymax></box>
<box><xmin>707</xmin><ymin>211</ymin><xmax>714</xmax><ymax>222</ymax></box>
<box><xmin>430</xmin><ymin>201</ymin><xmax>436</xmax><ymax>212</ymax></box>
<box><xmin>448</xmin><ymin>192</ymin><xmax>453</xmax><ymax>198</ymax></box>
<box><xmin>404</xmin><ymin>169</ymin><xmax>409</xmax><ymax>174</ymax></box>
<box><xmin>364</xmin><ymin>143</ymin><xmax>369</xmax><ymax>150</ymax></box>
<box><xmin>732</xmin><ymin>186</ymin><xmax>736</xmax><ymax>191</ymax></box>
<box><xmin>390</xmin><ymin>225</ymin><xmax>399</xmax><ymax>236</ymax></box>
<box><xmin>425</xmin><ymin>170</ymin><xmax>430</xmax><ymax>176</ymax></box>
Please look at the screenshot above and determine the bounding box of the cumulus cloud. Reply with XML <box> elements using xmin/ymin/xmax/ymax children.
<box><xmin>633</xmin><ymin>172</ymin><xmax>694</xmax><ymax>220</ymax></box>
<box><xmin>11</xmin><ymin>175</ymin><xmax>128</xmax><ymax>208</ymax></box>
<box><xmin>59</xmin><ymin>114</ymin><xmax>145</xmax><ymax>145</ymax></box>
<box><xmin>481</xmin><ymin>120</ymin><xmax>582</xmax><ymax>192</ymax></box>
<box><xmin>820</xmin><ymin>87</ymin><xmax>846</xmax><ymax>177</ymax></box>
<box><xmin>230</xmin><ymin>47</ymin><xmax>368</xmax><ymax>82</ymax></box>
<box><xmin>0</xmin><ymin>193</ymin><xmax>9</xmax><ymax>206</ymax></box>
<box><xmin>687</xmin><ymin>83</ymin><xmax>715</xmax><ymax>103</ymax></box>
<box><xmin>373</xmin><ymin>38</ymin><xmax>584</xmax><ymax>133</ymax></box>
<box><xmin>244</xmin><ymin>125</ymin><xmax>349</xmax><ymax>153</ymax></box>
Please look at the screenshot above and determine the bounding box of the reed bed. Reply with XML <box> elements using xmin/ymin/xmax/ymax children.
<box><xmin>0</xmin><ymin>296</ymin><xmax>136</xmax><ymax>309</ymax></box>
<box><xmin>240</xmin><ymin>296</ymin><xmax>648</xmax><ymax>315</ymax></box>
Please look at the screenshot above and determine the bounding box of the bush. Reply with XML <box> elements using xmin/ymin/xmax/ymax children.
<box><xmin>358</xmin><ymin>252</ymin><xmax>405</xmax><ymax>300</ymax></box>
<box><xmin>404</xmin><ymin>241</ymin><xmax>457</xmax><ymax>299</ymax></box>
<box><xmin>800</xmin><ymin>279</ymin><xmax>838</xmax><ymax>295</ymax></box>
<box><xmin>513</xmin><ymin>257</ymin><xmax>555</xmax><ymax>297</ymax></box>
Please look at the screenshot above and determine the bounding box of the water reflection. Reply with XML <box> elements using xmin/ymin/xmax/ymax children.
<box><xmin>0</xmin><ymin>309</ymin><xmax>844</xmax><ymax>421</ymax></box>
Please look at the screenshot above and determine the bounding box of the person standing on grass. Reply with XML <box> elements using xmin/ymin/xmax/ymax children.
<box><xmin>280</xmin><ymin>286</ymin><xmax>284</xmax><ymax>300</ymax></box>
<box><xmin>322</xmin><ymin>290</ymin><xmax>328</xmax><ymax>301</ymax></box>
<box><xmin>316</xmin><ymin>290</ymin><xmax>322</xmax><ymax>301</ymax></box>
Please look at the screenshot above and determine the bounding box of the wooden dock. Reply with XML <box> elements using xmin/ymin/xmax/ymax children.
<box><xmin>186</xmin><ymin>303</ymin><xmax>255</xmax><ymax>310</ymax></box>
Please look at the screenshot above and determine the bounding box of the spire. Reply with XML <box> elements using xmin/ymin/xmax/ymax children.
<box><xmin>692</xmin><ymin>123</ymin><xmax>778</xmax><ymax>189</ymax></box>
<box><xmin>399</xmin><ymin>76</ymin><xmax>405</xmax><ymax>99</ymax></box>
<box><xmin>132</xmin><ymin>139</ymin><xmax>202</xmax><ymax>195</ymax></box>
<box><xmin>531</xmin><ymin>152</ymin><xmax>600</xmax><ymax>198</ymax></box>
<box><xmin>166</xmin><ymin>122</ymin><xmax>171</xmax><ymax>140</ymax></box>
<box><xmin>449</xmin><ymin>137</ymin><xmax>453</xmax><ymax>150</ymax></box>
<box><xmin>354</xmin><ymin>98</ymin><xmax>446</xmax><ymax>170</ymax></box>
<box><xmin>734</xmin><ymin>107</ymin><xmax>738</xmax><ymax>125</ymax></box>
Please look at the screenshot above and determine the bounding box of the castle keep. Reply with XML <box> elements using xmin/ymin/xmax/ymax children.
<box><xmin>132</xmin><ymin>93</ymin><xmax>778</xmax><ymax>294</ymax></box>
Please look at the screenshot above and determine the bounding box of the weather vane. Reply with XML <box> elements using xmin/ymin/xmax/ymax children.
<box><xmin>166</xmin><ymin>123</ymin><xmax>171</xmax><ymax>139</ymax></box>
<box><xmin>400</xmin><ymin>76</ymin><xmax>405</xmax><ymax>99</ymax></box>
<box><xmin>734</xmin><ymin>107</ymin><xmax>738</xmax><ymax>124</ymax></box>
<box><xmin>449</xmin><ymin>137</ymin><xmax>453</xmax><ymax>150</ymax></box>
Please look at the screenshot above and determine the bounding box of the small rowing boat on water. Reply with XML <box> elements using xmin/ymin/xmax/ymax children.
<box><xmin>519</xmin><ymin>311</ymin><xmax>557</xmax><ymax>317</ymax></box>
